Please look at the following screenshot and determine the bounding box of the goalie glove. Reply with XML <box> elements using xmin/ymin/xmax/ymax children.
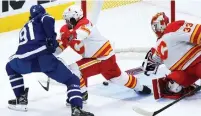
<box><xmin>142</xmin><ymin>48</ymin><xmax>162</xmax><ymax>76</ymax></box>
<box><xmin>152</xmin><ymin>77</ymin><xmax>199</xmax><ymax>100</ymax></box>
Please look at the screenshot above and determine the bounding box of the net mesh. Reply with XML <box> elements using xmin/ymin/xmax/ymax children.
<box><xmin>88</xmin><ymin>0</ymin><xmax>141</xmax><ymax>11</ymax></box>
<box><xmin>85</xmin><ymin>0</ymin><xmax>148</xmax><ymax>53</ymax></box>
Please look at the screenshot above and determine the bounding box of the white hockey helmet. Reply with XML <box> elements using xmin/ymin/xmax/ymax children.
<box><xmin>151</xmin><ymin>12</ymin><xmax>169</xmax><ymax>38</ymax></box>
<box><xmin>63</xmin><ymin>5</ymin><xmax>83</xmax><ymax>26</ymax></box>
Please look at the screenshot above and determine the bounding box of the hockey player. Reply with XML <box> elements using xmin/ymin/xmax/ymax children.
<box><xmin>55</xmin><ymin>5</ymin><xmax>152</xmax><ymax>103</ymax></box>
<box><xmin>6</xmin><ymin>5</ymin><xmax>94</xmax><ymax>116</ymax></box>
<box><xmin>142</xmin><ymin>12</ymin><xmax>201</xmax><ymax>100</ymax></box>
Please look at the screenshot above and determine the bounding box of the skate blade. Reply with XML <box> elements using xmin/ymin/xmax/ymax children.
<box><xmin>66</xmin><ymin>101</ymin><xmax>87</xmax><ymax>107</ymax></box>
<box><xmin>8</xmin><ymin>104</ymin><xmax>28</xmax><ymax>112</ymax></box>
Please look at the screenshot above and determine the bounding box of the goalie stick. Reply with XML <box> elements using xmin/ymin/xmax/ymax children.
<box><xmin>133</xmin><ymin>85</ymin><xmax>201</xmax><ymax>116</ymax></box>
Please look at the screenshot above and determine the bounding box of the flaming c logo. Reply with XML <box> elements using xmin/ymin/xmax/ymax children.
<box><xmin>157</xmin><ymin>41</ymin><xmax>168</xmax><ymax>60</ymax></box>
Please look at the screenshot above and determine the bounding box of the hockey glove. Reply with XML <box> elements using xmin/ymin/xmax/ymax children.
<box><xmin>68</xmin><ymin>33</ymin><xmax>75</xmax><ymax>42</ymax></box>
<box><xmin>142</xmin><ymin>48</ymin><xmax>161</xmax><ymax>76</ymax></box>
<box><xmin>152</xmin><ymin>77</ymin><xmax>198</xmax><ymax>100</ymax></box>
<box><xmin>46</xmin><ymin>38</ymin><xmax>59</xmax><ymax>53</ymax></box>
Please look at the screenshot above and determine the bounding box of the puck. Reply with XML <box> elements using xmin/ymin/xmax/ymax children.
<box><xmin>103</xmin><ymin>81</ymin><xmax>109</xmax><ymax>86</ymax></box>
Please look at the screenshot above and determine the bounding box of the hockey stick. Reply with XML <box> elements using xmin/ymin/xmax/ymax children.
<box><xmin>133</xmin><ymin>86</ymin><xmax>201</xmax><ymax>116</ymax></box>
<box><xmin>125</xmin><ymin>66</ymin><xmax>144</xmax><ymax>75</ymax></box>
<box><xmin>38</xmin><ymin>78</ymin><xmax>50</xmax><ymax>91</ymax></box>
<box><xmin>102</xmin><ymin>66</ymin><xmax>144</xmax><ymax>86</ymax></box>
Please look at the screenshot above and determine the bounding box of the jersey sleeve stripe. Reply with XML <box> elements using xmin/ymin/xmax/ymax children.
<box><xmin>80</xmin><ymin>26</ymin><xmax>91</xmax><ymax>35</ymax></box>
<box><xmin>190</xmin><ymin>24</ymin><xmax>201</xmax><ymax>44</ymax></box>
<box><xmin>190</xmin><ymin>24</ymin><xmax>199</xmax><ymax>43</ymax></box>
<box><xmin>170</xmin><ymin>46</ymin><xmax>201</xmax><ymax>70</ymax></box>
<box><xmin>194</xmin><ymin>26</ymin><xmax>201</xmax><ymax>44</ymax></box>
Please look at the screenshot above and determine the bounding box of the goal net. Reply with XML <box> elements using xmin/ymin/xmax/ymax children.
<box><xmin>79</xmin><ymin>0</ymin><xmax>150</xmax><ymax>55</ymax></box>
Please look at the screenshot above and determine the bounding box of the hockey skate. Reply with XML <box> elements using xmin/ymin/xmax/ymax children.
<box><xmin>135</xmin><ymin>85</ymin><xmax>152</xmax><ymax>95</ymax></box>
<box><xmin>8</xmin><ymin>88</ymin><xmax>29</xmax><ymax>112</ymax></box>
<box><xmin>71</xmin><ymin>106</ymin><xmax>94</xmax><ymax>116</ymax></box>
<box><xmin>66</xmin><ymin>91</ymin><xmax>88</xmax><ymax>106</ymax></box>
<box><xmin>81</xmin><ymin>91</ymin><xmax>88</xmax><ymax>103</ymax></box>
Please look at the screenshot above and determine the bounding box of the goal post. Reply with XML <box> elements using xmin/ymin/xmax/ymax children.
<box><xmin>171</xmin><ymin>0</ymin><xmax>175</xmax><ymax>22</ymax></box>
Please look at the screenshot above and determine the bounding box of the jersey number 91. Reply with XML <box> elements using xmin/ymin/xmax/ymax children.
<box><xmin>19</xmin><ymin>21</ymin><xmax>35</xmax><ymax>46</ymax></box>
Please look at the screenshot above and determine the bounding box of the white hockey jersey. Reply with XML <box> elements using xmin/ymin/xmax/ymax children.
<box><xmin>58</xmin><ymin>18</ymin><xmax>114</xmax><ymax>60</ymax></box>
<box><xmin>155</xmin><ymin>20</ymin><xmax>201</xmax><ymax>71</ymax></box>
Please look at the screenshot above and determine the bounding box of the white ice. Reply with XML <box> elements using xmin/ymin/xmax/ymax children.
<box><xmin>0</xmin><ymin>1</ymin><xmax>201</xmax><ymax>116</ymax></box>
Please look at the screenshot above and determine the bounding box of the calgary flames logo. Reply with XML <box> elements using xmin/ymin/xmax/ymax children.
<box><xmin>157</xmin><ymin>41</ymin><xmax>168</xmax><ymax>60</ymax></box>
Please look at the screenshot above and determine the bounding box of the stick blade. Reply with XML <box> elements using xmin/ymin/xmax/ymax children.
<box><xmin>133</xmin><ymin>106</ymin><xmax>154</xmax><ymax>116</ymax></box>
<box><xmin>38</xmin><ymin>81</ymin><xmax>48</xmax><ymax>91</ymax></box>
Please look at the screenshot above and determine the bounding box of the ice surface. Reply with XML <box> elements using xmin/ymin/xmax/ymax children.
<box><xmin>0</xmin><ymin>1</ymin><xmax>201</xmax><ymax>116</ymax></box>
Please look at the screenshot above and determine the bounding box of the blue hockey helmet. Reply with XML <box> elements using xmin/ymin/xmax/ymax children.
<box><xmin>30</xmin><ymin>5</ymin><xmax>46</xmax><ymax>19</ymax></box>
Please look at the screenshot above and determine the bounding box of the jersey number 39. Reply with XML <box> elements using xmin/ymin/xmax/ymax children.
<box><xmin>19</xmin><ymin>21</ymin><xmax>35</xmax><ymax>46</ymax></box>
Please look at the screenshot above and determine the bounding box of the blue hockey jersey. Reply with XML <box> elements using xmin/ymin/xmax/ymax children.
<box><xmin>13</xmin><ymin>14</ymin><xmax>57</xmax><ymax>60</ymax></box>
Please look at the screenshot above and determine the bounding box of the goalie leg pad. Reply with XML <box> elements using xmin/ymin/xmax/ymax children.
<box><xmin>152</xmin><ymin>78</ymin><xmax>160</xmax><ymax>99</ymax></box>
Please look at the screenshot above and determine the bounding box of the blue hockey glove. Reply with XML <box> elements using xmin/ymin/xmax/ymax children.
<box><xmin>46</xmin><ymin>38</ymin><xmax>58</xmax><ymax>53</ymax></box>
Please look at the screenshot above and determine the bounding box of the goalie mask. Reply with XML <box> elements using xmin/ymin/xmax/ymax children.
<box><xmin>63</xmin><ymin>5</ymin><xmax>84</xmax><ymax>28</ymax></box>
<box><xmin>151</xmin><ymin>12</ymin><xmax>169</xmax><ymax>38</ymax></box>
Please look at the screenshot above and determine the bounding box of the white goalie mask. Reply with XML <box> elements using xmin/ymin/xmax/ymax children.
<box><xmin>151</xmin><ymin>12</ymin><xmax>169</xmax><ymax>38</ymax></box>
<box><xmin>167</xmin><ymin>80</ymin><xmax>182</xmax><ymax>93</ymax></box>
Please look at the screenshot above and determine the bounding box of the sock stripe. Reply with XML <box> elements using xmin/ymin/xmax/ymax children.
<box><xmin>80</xmin><ymin>78</ymin><xmax>84</xmax><ymax>82</ymax></box>
<box><xmin>67</xmin><ymin>89</ymin><xmax>81</xmax><ymax>94</ymax></box>
<box><xmin>80</xmin><ymin>82</ymin><xmax>86</xmax><ymax>88</ymax></box>
<box><xmin>125</xmin><ymin>75</ymin><xmax>132</xmax><ymax>87</ymax></box>
<box><xmin>125</xmin><ymin>75</ymin><xmax>137</xmax><ymax>88</ymax></box>
<box><xmin>10</xmin><ymin>77</ymin><xmax>23</xmax><ymax>83</ymax></box>
<box><xmin>69</xmin><ymin>96</ymin><xmax>82</xmax><ymax>102</ymax></box>
<box><xmin>130</xmin><ymin>77</ymin><xmax>137</xmax><ymax>88</ymax></box>
<box><xmin>12</xmin><ymin>84</ymin><xmax>24</xmax><ymax>90</ymax></box>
